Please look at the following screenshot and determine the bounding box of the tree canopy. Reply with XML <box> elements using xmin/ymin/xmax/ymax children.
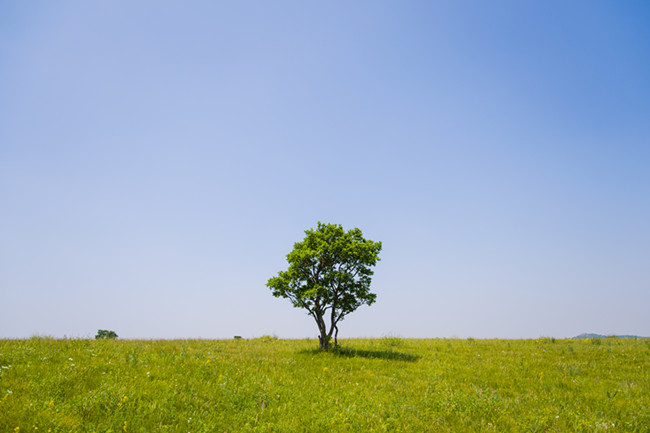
<box><xmin>267</xmin><ymin>222</ymin><xmax>382</xmax><ymax>350</ymax></box>
<box><xmin>95</xmin><ymin>329</ymin><xmax>118</xmax><ymax>340</ymax></box>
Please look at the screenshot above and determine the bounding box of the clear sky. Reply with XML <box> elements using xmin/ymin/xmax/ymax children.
<box><xmin>1</xmin><ymin>1</ymin><xmax>649</xmax><ymax>339</ymax></box>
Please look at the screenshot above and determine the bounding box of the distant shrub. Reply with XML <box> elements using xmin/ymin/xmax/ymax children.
<box><xmin>29</xmin><ymin>334</ymin><xmax>55</xmax><ymax>341</ymax></box>
<box><xmin>95</xmin><ymin>329</ymin><xmax>118</xmax><ymax>340</ymax></box>
<box><xmin>382</xmin><ymin>335</ymin><xmax>403</xmax><ymax>348</ymax></box>
<box><xmin>256</xmin><ymin>335</ymin><xmax>278</xmax><ymax>342</ymax></box>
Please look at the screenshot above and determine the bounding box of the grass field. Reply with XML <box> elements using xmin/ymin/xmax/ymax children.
<box><xmin>1</xmin><ymin>337</ymin><xmax>648</xmax><ymax>432</ymax></box>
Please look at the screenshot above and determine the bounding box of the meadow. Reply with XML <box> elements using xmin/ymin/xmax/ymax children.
<box><xmin>1</xmin><ymin>337</ymin><xmax>648</xmax><ymax>432</ymax></box>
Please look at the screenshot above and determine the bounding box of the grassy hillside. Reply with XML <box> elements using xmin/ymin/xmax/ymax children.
<box><xmin>1</xmin><ymin>337</ymin><xmax>648</xmax><ymax>432</ymax></box>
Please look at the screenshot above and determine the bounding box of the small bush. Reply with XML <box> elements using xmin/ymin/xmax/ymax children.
<box><xmin>95</xmin><ymin>329</ymin><xmax>118</xmax><ymax>340</ymax></box>
<box><xmin>382</xmin><ymin>335</ymin><xmax>403</xmax><ymax>348</ymax></box>
<box><xmin>256</xmin><ymin>335</ymin><xmax>278</xmax><ymax>342</ymax></box>
<box><xmin>29</xmin><ymin>334</ymin><xmax>55</xmax><ymax>341</ymax></box>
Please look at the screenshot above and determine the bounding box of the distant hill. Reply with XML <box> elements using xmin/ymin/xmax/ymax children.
<box><xmin>573</xmin><ymin>333</ymin><xmax>647</xmax><ymax>339</ymax></box>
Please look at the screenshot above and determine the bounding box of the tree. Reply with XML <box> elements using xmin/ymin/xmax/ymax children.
<box><xmin>267</xmin><ymin>222</ymin><xmax>382</xmax><ymax>350</ymax></box>
<box><xmin>95</xmin><ymin>329</ymin><xmax>118</xmax><ymax>339</ymax></box>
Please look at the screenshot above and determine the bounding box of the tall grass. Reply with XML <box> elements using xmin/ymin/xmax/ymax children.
<box><xmin>1</xmin><ymin>337</ymin><xmax>648</xmax><ymax>432</ymax></box>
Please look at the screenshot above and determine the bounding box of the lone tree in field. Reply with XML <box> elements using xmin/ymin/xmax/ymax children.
<box><xmin>95</xmin><ymin>329</ymin><xmax>118</xmax><ymax>339</ymax></box>
<box><xmin>267</xmin><ymin>222</ymin><xmax>382</xmax><ymax>350</ymax></box>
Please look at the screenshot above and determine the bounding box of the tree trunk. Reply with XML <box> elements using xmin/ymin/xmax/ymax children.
<box><xmin>315</xmin><ymin>314</ymin><xmax>330</xmax><ymax>350</ymax></box>
<box><xmin>319</xmin><ymin>332</ymin><xmax>330</xmax><ymax>350</ymax></box>
<box><xmin>334</xmin><ymin>324</ymin><xmax>339</xmax><ymax>346</ymax></box>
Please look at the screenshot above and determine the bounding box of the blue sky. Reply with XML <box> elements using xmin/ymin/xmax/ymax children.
<box><xmin>1</xmin><ymin>1</ymin><xmax>649</xmax><ymax>339</ymax></box>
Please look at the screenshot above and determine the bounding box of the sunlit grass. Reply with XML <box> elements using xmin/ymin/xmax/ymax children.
<box><xmin>1</xmin><ymin>337</ymin><xmax>648</xmax><ymax>432</ymax></box>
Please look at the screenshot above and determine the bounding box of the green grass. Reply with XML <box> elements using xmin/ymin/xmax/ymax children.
<box><xmin>1</xmin><ymin>337</ymin><xmax>648</xmax><ymax>432</ymax></box>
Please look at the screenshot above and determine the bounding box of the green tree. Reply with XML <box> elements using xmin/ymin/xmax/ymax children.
<box><xmin>267</xmin><ymin>222</ymin><xmax>382</xmax><ymax>350</ymax></box>
<box><xmin>95</xmin><ymin>329</ymin><xmax>118</xmax><ymax>339</ymax></box>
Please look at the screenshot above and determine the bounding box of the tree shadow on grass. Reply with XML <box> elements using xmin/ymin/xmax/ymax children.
<box><xmin>301</xmin><ymin>346</ymin><xmax>420</xmax><ymax>362</ymax></box>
